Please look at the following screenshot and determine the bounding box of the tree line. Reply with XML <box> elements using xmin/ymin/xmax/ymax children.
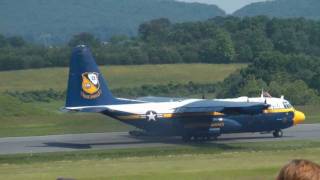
<box><xmin>1</xmin><ymin>16</ymin><xmax>320</xmax><ymax>105</ymax></box>
<box><xmin>2</xmin><ymin>16</ymin><xmax>320</xmax><ymax>70</ymax></box>
<box><xmin>216</xmin><ymin>52</ymin><xmax>320</xmax><ymax>105</ymax></box>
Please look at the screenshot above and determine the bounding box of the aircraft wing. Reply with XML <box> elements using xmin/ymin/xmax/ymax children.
<box><xmin>175</xmin><ymin>100</ymin><xmax>269</xmax><ymax>115</ymax></box>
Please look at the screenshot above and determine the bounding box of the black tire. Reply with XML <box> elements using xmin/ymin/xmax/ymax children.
<box><xmin>194</xmin><ymin>135</ymin><xmax>201</xmax><ymax>142</ymax></box>
<box><xmin>204</xmin><ymin>136</ymin><xmax>210</xmax><ymax>141</ymax></box>
<box><xmin>129</xmin><ymin>130</ymin><xmax>146</xmax><ymax>137</ymax></box>
<box><xmin>182</xmin><ymin>134</ymin><xmax>192</xmax><ymax>142</ymax></box>
<box><xmin>273</xmin><ymin>130</ymin><xmax>283</xmax><ymax>138</ymax></box>
<box><xmin>210</xmin><ymin>135</ymin><xmax>219</xmax><ymax>141</ymax></box>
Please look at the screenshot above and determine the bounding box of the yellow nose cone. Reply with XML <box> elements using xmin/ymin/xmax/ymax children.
<box><xmin>293</xmin><ymin>110</ymin><xmax>306</xmax><ymax>125</ymax></box>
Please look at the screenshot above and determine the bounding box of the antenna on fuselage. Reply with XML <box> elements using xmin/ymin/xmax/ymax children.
<box><xmin>261</xmin><ymin>89</ymin><xmax>266</xmax><ymax>104</ymax></box>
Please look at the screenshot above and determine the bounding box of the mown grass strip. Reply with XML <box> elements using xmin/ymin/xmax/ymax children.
<box><xmin>1</xmin><ymin>140</ymin><xmax>319</xmax><ymax>165</ymax></box>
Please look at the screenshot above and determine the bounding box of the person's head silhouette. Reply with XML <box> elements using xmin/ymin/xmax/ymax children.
<box><xmin>277</xmin><ymin>159</ymin><xmax>320</xmax><ymax>180</ymax></box>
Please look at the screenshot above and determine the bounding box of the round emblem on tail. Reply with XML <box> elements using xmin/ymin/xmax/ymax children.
<box><xmin>81</xmin><ymin>72</ymin><xmax>101</xmax><ymax>99</ymax></box>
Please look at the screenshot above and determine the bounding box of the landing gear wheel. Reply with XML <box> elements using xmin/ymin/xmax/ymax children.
<box><xmin>182</xmin><ymin>134</ymin><xmax>192</xmax><ymax>142</ymax></box>
<box><xmin>210</xmin><ymin>135</ymin><xmax>219</xmax><ymax>141</ymax></box>
<box><xmin>129</xmin><ymin>130</ymin><xmax>145</xmax><ymax>137</ymax></box>
<box><xmin>273</xmin><ymin>130</ymin><xmax>283</xmax><ymax>138</ymax></box>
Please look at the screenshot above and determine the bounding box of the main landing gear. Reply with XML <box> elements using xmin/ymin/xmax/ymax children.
<box><xmin>273</xmin><ymin>129</ymin><xmax>283</xmax><ymax>138</ymax></box>
<box><xmin>129</xmin><ymin>130</ymin><xmax>147</xmax><ymax>137</ymax></box>
<box><xmin>182</xmin><ymin>134</ymin><xmax>219</xmax><ymax>142</ymax></box>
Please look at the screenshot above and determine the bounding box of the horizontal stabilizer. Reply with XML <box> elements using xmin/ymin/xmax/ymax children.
<box><xmin>61</xmin><ymin>106</ymin><xmax>109</xmax><ymax>113</ymax></box>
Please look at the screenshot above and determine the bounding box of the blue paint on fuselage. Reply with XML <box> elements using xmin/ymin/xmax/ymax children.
<box><xmin>102</xmin><ymin>110</ymin><xmax>294</xmax><ymax>136</ymax></box>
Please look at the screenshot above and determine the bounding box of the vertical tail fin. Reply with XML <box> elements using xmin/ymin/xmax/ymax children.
<box><xmin>65</xmin><ymin>45</ymin><xmax>117</xmax><ymax>108</ymax></box>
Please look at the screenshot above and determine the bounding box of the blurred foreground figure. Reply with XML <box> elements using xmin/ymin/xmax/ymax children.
<box><xmin>277</xmin><ymin>159</ymin><xmax>320</xmax><ymax>180</ymax></box>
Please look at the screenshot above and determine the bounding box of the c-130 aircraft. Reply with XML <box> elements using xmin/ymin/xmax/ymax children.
<box><xmin>64</xmin><ymin>45</ymin><xmax>306</xmax><ymax>142</ymax></box>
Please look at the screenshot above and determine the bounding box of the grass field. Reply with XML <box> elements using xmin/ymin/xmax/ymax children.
<box><xmin>0</xmin><ymin>64</ymin><xmax>246</xmax><ymax>92</ymax></box>
<box><xmin>0</xmin><ymin>96</ymin><xmax>132</xmax><ymax>137</ymax></box>
<box><xmin>0</xmin><ymin>140</ymin><xmax>319</xmax><ymax>180</ymax></box>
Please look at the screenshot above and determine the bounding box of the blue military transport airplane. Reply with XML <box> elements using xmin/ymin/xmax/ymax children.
<box><xmin>64</xmin><ymin>45</ymin><xmax>306</xmax><ymax>142</ymax></box>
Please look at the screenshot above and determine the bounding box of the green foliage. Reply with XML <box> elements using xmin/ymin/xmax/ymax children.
<box><xmin>0</xmin><ymin>64</ymin><xmax>243</xmax><ymax>92</ymax></box>
<box><xmin>0</xmin><ymin>45</ymin><xmax>70</xmax><ymax>70</ymax></box>
<box><xmin>4</xmin><ymin>82</ymin><xmax>216</xmax><ymax>102</ymax></box>
<box><xmin>217</xmin><ymin>52</ymin><xmax>320</xmax><ymax>105</ymax></box>
<box><xmin>234</xmin><ymin>0</ymin><xmax>320</xmax><ymax>19</ymax></box>
<box><xmin>68</xmin><ymin>33</ymin><xmax>100</xmax><ymax>48</ymax></box>
<box><xmin>113</xmin><ymin>82</ymin><xmax>216</xmax><ymax>98</ymax></box>
<box><xmin>2</xmin><ymin>16</ymin><xmax>320</xmax><ymax>70</ymax></box>
<box><xmin>0</xmin><ymin>94</ymin><xmax>45</xmax><ymax>116</ymax></box>
<box><xmin>6</xmin><ymin>36</ymin><xmax>26</xmax><ymax>48</ymax></box>
<box><xmin>199</xmin><ymin>29</ymin><xmax>235</xmax><ymax>63</ymax></box>
<box><xmin>0</xmin><ymin>0</ymin><xmax>225</xmax><ymax>44</ymax></box>
<box><xmin>5</xmin><ymin>89</ymin><xmax>65</xmax><ymax>103</ymax></box>
<box><xmin>139</xmin><ymin>18</ymin><xmax>172</xmax><ymax>42</ymax></box>
<box><xmin>268</xmin><ymin>80</ymin><xmax>320</xmax><ymax>105</ymax></box>
<box><xmin>1</xmin><ymin>15</ymin><xmax>320</xmax><ymax>105</ymax></box>
<box><xmin>237</xmin><ymin>76</ymin><xmax>267</xmax><ymax>97</ymax></box>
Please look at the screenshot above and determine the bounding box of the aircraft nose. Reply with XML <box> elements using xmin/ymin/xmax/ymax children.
<box><xmin>293</xmin><ymin>110</ymin><xmax>306</xmax><ymax>125</ymax></box>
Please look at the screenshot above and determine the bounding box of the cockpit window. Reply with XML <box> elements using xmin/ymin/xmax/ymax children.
<box><xmin>283</xmin><ymin>101</ymin><xmax>292</xmax><ymax>109</ymax></box>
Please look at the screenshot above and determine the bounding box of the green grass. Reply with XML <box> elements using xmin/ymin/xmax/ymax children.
<box><xmin>0</xmin><ymin>95</ymin><xmax>132</xmax><ymax>137</ymax></box>
<box><xmin>0</xmin><ymin>100</ymin><xmax>132</xmax><ymax>138</ymax></box>
<box><xmin>0</xmin><ymin>140</ymin><xmax>319</xmax><ymax>180</ymax></box>
<box><xmin>0</xmin><ymin>64</ymin><xmax>246</xmax><ymax>92</ymax></box>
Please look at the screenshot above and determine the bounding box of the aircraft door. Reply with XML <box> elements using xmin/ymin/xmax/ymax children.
<box><xmin>209</xmin><ymin>117</ymin><xmax>224</xmax><ymax>135</ymax></box>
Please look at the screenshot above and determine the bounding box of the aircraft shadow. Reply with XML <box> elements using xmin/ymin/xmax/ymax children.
<box><xmin>32</xmin><ymin>138</ymin><xmax>182</xmax><ymax>150</ymax></box>
<box><xmin>219</xmin><ymin>135</ymin><xmax>283</xmax><ymax>141</ymax></box>
<box><xmin>30</xmin><ymin>134</ymin><xmax>288</xmax><ymax>150</ymax></box>
<box><xmin>31</xmin><ymin>141</ymin><xmax>153</xmax><ymax>149</ymax></box>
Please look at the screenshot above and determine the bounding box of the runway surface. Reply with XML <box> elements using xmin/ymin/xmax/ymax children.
<box><xmin>0</xmin><ymin>124</ymin><xmax>319</xmax><ymax>155</ymax></box>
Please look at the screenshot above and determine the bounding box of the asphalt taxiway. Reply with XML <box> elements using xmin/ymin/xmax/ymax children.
<box><xmin>0</xmin><ymin>124</ymin><xmax>319</xmax><ymax>155</ymax></box>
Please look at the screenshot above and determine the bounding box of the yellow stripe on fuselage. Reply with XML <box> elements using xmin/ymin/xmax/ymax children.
<box><xmin>211</xmin><ymin>112</ymin><xmax>224</xmax><ymax>116</ymax></box>
<box><xmin>116</xmin><ymin>111</ymin><xmax>225</xmax><ymax>121</ymax></box>
<box><xmin>264</xmin><ymin>108</ymin><xmax>295</xmax><ymax>114</ymax></box>
<box><xmin>117</xmin><ymin>109</ymin><xmax>296</xmax><ymax>121</ymax></box>
<box><xmin>163</xmin><ymin>113</ymin><xmax>173</xmax><ymax>118</ymax></box>
<box><xmin>117</xmin><ymin>115</ymin><xmax>141</xmax><ymax>120</ymax></box>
